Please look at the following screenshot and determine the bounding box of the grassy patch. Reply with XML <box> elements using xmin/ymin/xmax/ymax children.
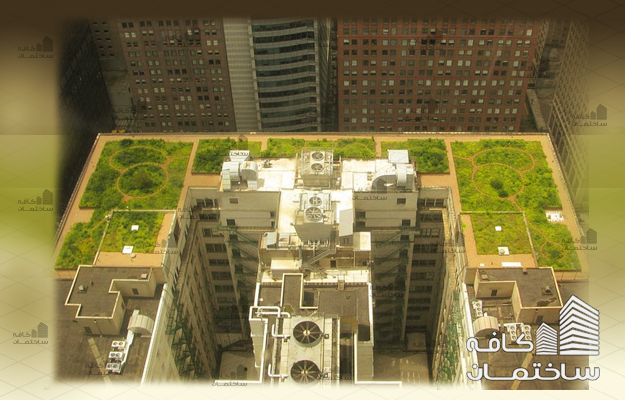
<box><xmin>261</xmin><ymin>138</ymin><xmax>305</xmax><ymax>158</ymax></box>
<box><xmin>119</xmin><ymin>164</ymin><xmax>167</xmax><ymax>197</ymax></box>
<box><xmin>261</xmin><ymin>138</ymin><xmax>377</xmax><ymax>159</ymax></box>
<box><xmin>193</xmin><ymin>138</ymin><xmax>262</xmax><ymax>173</ymax></box>
<box><xmin>100</xmin><ymin>212</ymin><xmax>165</xmax><ymax>253</ymax></box>
<box><xmin>452</xmin><ymin>140</ymin><xmax>578</xmax><ymax>270</ymax></box>
<box><xmin>333</xmin><ymin>138</ymin><xmax>376</xmax><ymax>159</ymax></box>
<box><xmin>381</xmin><ymin>139</ymin><xmax>449</xmax><ymax>173</ymax></box>
<box><xmin>55</xmin><ymin>220</ymin><xmax>107</xmax><ymax>269</ymax></box>
<box><xmin>474</xmin><ymin>148</ymin><xmax>533</xmax><ymax>170</ymax></box>
<box><xmin>111</xmin><ymin>147</ymin><xmax>167</xmax><ymax>169</ymax></box>
<box><xmin>471</xmin><ymin>213</ymin><xmax>532</xmax><ymax>255</ymax></box>
<box><xmin>474</xmin><ymin>164</ymin><xmax>523</xmax><ymax>198</ymax></box>
<box><xmin>57</xmin><ymin>139</ymin><xmax>192</xmax><ymax>269</ymax></box>
<box><xmin>127</xmin><ymin>157</ymin><xmax>188</xmax><ymax>209</ymax></box>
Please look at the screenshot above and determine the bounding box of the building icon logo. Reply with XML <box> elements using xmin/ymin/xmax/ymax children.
<box><xmin>32</xmin><ymin>322</ymin><xmax>48</xmax><ymax>338</ymax></box>
<box><xmin>43</xmin><ymin>189</ymin><xmax>53</xmax><ymax>205</ymax></box>
<box><xmin>535</xmin><ymin>323</ymin><xmax>558</xmax><ymax>355</ymax></box>
<box><xmin>590</xmin><ymin>104</ymin><xmax>607</xmax><ymax>120</ymax></box>
<box><xmin>42</xmin><ymin>36</ymin><xmax>53</xmax><ymax>52</ymax></box>
<box><xmin>535</xmin><ymin>295</ymin><xmax>599</xmax><ymax>356</ymax></box>
<box><xmin>583</xmin><ymin>228</ymin><xmax>597</xmax><ymax>244</ymax></box>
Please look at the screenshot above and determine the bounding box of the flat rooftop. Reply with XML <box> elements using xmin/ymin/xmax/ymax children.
<box><xmin>477</xmin><ymin>267</ymin><xmax>561</xmax><ymax>308</ymax></box>
<box><xmin>67</xmin><ymin>266</ymin><xmax>152</xmax><ymax>317</ymax></box>
<box><xmin>221</xmin><ymin>158</ymin><xmax>297</xmax><ymax>192</ymax></box>
<box><xmin>56</xmin><ymin>133</ymin><xmax>585</xmax><ymax>282</ymax></box>
<box><xmin>56</xmin><ymin>280</ymin><xmax>161</xmax><ymax>382</ymax></box>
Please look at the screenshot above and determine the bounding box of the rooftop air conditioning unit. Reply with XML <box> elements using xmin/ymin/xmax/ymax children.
<box><xmin>290</xmin><ymin>360</ymin><xmax>321</xmax><ymax>384</ymax></box>
<box><xmin>293</xmin><ymin>320</ymin><xmax>323</xmax><ymax>347</ymax></box>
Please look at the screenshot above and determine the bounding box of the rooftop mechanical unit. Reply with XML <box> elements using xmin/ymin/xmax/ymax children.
<box><xmin>301</xmin><ymin>149</ymin><xmax>333</xmax><ymax>188</ymax></box>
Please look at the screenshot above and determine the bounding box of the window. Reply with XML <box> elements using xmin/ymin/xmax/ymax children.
<box><xmin>229</xmin><ymin>198</ymin><xmax>239</xmax><ymax>204</ymax></box>
<box><xmin>132</xmin><ymin>288</ymin><xmax>139</xmax><ymax>295</ymax></box>
<box><xmin>402</xmin><ymin>219</ymin><xmax>411</xmax><ymax>227</ymax></box>
<box><xmin>491</xmin><ymin>290</ymin><xmax>498</xmax><ymax>297</ymax></box>
<box><xmin>84</xmin><ymin>327</ymin><xmax>92</xmax><ymax>334</ymax></box>
<box><xmin>412</xmin><ymin>285</ymin><xmax>433</xmax><ymax>293</ymax></box>
<box><xmin>214</xmin><ymin>285</ymin><xmax>234</xmax><ymax>293</ymax></box>
<box><xmin>226</xmin><ymin>219</ymin><xmax>235</xmax><ymax>227</ymax></box>
<box><xmin>212</xmin><ymin>271</ymin><xmax>232</xmax><ymax>280</ymax></box>
<box><xmin>397</xmin><ymin>198</ymin><xmax>406</xmax><ymax>205</ymax></box>
<box><xmin>205</xmin><ymin>243</ymin><xmax>227</xmax><ymax>253</ymax></box>
<box><xmin>208</xmin><ymin>259</ymin><xmax>229</xmax><ymax>266</ymax></box>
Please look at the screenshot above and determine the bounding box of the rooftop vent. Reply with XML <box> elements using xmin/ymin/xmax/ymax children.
<box><xmin>311</xmin><ymin>151</ymin><xmax>325</xmax><ymax>161</ymax></box>
<box><xmin>78</xmin><ymin>285</ymin><xmax>87</xmax><ymax>293</ymax></box>
<box><xmin>308</xmin><ymin>195</ymin><xmax>323</xmax><ymax>206</ymax></box>
<box><xmin>542</xmin><ymin>286</ymin><xmax>552</xmax><ymax>295</ymax></box>
<box><xmin>293</xmin><ymin>321</ymin><xmax>322</xmax><ymax>346</ymax></box>
<box><xmin>290</xmin><ymin>360</ymin><xmax>321</xmax><ymax>384</ymax></box>
<box><xmin>304</xmin><ymin>207</ymin><xmax>324</xmax><ymax>222</ymax></box>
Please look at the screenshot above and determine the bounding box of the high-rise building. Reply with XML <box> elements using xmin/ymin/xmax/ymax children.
<box><xmin>59</xmin><ymin>20</ymin><xmax>115</xmax><ymax>220</ymax></box>
<box><xmin>91</xmin><ymin>18</ymin><xmax>332</xmax><ymax>133</ymax></box>
<box><xmin>222</xmin><ymin>18</ymin><xmax>331</xmax><ymax>133</ymax></box>
<box><xmin>91</xmin><ymin>18</ymin><xmax>238</xmax><ymax>132</ymax></box>
<box><xmin>547</xmin><ymin>21</ymin><xmax>589</xmax><ymax>216</ymax></box>
<box><xmin>336</xmin><ymin>17</ymin><xmax>541</xmax><ymax>133</ymax></box>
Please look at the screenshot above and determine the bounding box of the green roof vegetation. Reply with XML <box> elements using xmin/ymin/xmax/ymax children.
<box><xmin>192</xmin><ymin>138</ymin><xmax>262</xmax><ymax>173</ymax></box>
<box><xmin>260</xmin><ymin>138</ymin><xmax>376</xmax><ymax>159</ymax></box>
<box><xmin>56</xmin><ymin>139</ymin><xmax>192</xmax><ymax>269</ymax></box>
<box><xmin>470</xmin><ymin>213</ymin><xmax>532</xmax><ymax>255</ymax></box>
<box><xmin>100</xmin><ymin>212</ymin><xmax>165</xmax><ymax>254</ymax></box>
<box><xmin>452</xmin><ymin>139</ymin><xmax>580</xmax><ymax>271</ymax></box>
<box><xmin>381</xmin><ymin>138</ymin><xmax>449</xmax><ymax>173</ymax></box>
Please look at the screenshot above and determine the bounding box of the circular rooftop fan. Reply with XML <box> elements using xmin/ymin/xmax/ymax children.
<box><xmin>290</xmin><ymin>360</ymin><xmax>321</xmax><ymax>383</ymax></box>
<box><xmin>293</xmin><ymin>321</ymin><xmax>322</xmax><ymax>345</ymax></box>
<box><xmin>304</xmin><ymin>207</ymin><xmax>323</xmax><ymax>221</ymax></box>
<box><xmin>311</xmin><ymin>151</ymin><xmax>325</xmax><ymax>161</ymax></box>
<box><xmin>310</xmin><ymin>163</ymin><xmax>324</xmax><ymax>172</ymax></box>
<box><xmin>309</xmin><ymin>195</ymin><xmax>323</xmax><ymax>206</ymax></box>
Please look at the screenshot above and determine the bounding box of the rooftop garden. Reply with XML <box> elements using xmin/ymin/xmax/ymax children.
<box><xmin>260</xmin><ymin>138</ymin><xmax>376</xmax><ymax>159</ymax></box>
<box><xmin>452</xmin><ymin>139</ymin><xmax>580</xmax><ymax>270</ymax></box>
<box><xmin>381</xmin><ymin>138</ymin><xmax>450</xmax><ymax>173</ymax></box>
<box><xmin>192</xmin><ymin>138</ymin><xmax>262</xmax><ymax>173</ymax></box>
<box><xmin>55</xmin><ymin>139</ymin><xmax>192</xmax><ymax>269</ymax></box>
<box><xmin>470</xmin><ymin>213</ymin><xmax>532</xmax><ymax>255</ymax></box>
<box><xmin>100</xmin><ymin>211</ymin><xmax>165</xmax><ymax>254</ymax></box>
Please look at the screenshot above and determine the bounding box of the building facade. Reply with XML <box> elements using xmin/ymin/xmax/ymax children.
<box><xmin>337</xmin><ymin>17</ymin><xmax>541</xmax><ymax>133</ymax></box>
<box><xmin>547</xmin><ymin>20</ymin><xmax>590</xmax><ymax>215</ymax></box>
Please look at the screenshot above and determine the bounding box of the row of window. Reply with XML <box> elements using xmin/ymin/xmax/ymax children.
<box><xmin>342</xmin><ymin>88</ymin><xmax>523</xmax><ymax>97</ymax></box>
<box><xmin>121</xmin><ymin>20</ymin><xmax>217</xmax><ymax>29</ymax></box>
<box><xmin>341</xmin><ymin>17</ymin><xmax>534</xmax><ymax>26</ymax></box>
<box><xmin>342</xmin><ymin>89</ymin><xmax>523</xmax><ymax>103</ymax></box>
<box><xmin>343</xmin><ymin>38</ymin><xmax>532</xmax><ymax>47</ymax></box>
<box><xmin>344</xmin><ymin>78</ymin><xmax>528</xmax><ymax>88</ymax></box>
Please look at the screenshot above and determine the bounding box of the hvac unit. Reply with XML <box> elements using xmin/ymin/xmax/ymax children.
<box><xmin>290</xmin><ymin>360</ymin><xmax>321</xmax><ymax>384</ymax></box>
<box><xmin>293</xmin><ymin>320</ymin><xmax>323</xmax><ymax>347</ymax></box>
